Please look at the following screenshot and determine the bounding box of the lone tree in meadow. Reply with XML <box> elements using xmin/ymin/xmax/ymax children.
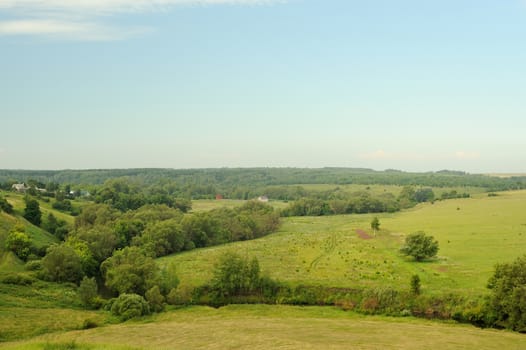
<box><xmin>400</xmin><ymin>231</ymin><xmax>439</xmax><ymax>261</ymax></box>
<box><xmin>370</xmin><ymin>217</ymin><xmax>380</xmax><ymax>232</ymax></box>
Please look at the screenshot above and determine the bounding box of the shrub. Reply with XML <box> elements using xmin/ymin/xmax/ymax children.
<box><xmin>0</xmin><ymin>196</ymin><xmax>13</xmax><ymax>213</ymax></box>
<box><xmin>81</xmin><ymin>319</ymin><xmax>99</xmax><ymax>329</ymax></box>
<box><xmin>166</xmin><ymin>286</ymin><xmax>192</xmax><ymax>305</ymax></box>
<box><xmin>110</xmin><ymin>293</ymin><xmax>150</xmax><ymax>321</ymax></box>
<box><xmin>410</xmin><ymin>274</ymin><xmax>421</xmax><ymax>295</ymax></box>
<box><xmin>359</xmin><ymin>287</ymin><xmax>402</xmax><ymax>315</ymax></box>
<box><xmin>5</xmin><ymin>230</ymin><xmax>32</xmax><ymax>261</ymax></box>
<box><xmin>78</xmin><ymin>277</ymin><xmax>98</xmax><ymax>308</ymax></box>
<box><xmin>1</xmin><ymin>273</ymin><xmax>35</xmax><ymax>285</ymax></box>
<box><xmin>145</xmin><ymin>285</ymin><xmax>165</xmax><ymax>312</ymax></box>
<box><xmin>25</xmin><ymin>260</ymin><xmax>42</xmax><ymax>271</ymax></box>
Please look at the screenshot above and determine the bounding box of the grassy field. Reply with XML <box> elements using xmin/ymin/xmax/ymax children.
<box><xmin>297</xmin><ymin>183</ymin><xmax>486</xmax><ymax>197</ymax></box>
<box><xmin>0</xmin><ymin>281</ymin><xmax>110</xmax><ymax>342</ymax></box>
<box><xmin>191</xmin><ymin>199</ymin><xmax>289</xmax><ymax>212</ymax></box>
<box><xmin>161</xmin><ymin>190</ymin><xmax>526</xmax><ymax>296</ymax></box>
<box><xmin>1</xmin><ymin>305</ymin><xmax>524</xmax><ymax>350</ymax></box>
<box><xmin>1</xmin><ymin>192</ymin><xmax>80</xmax><ymax>226</ymax></box>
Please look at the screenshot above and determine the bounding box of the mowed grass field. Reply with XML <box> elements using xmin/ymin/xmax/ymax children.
<box><xmin>2</xmin><ymin>305</ymin><xmax>524</xmax><ymax>350</ymax></box>
<box><xmin>161</xmin><ymin>190</ymin><xmax>526</xmax><ymax>296</ymax></box>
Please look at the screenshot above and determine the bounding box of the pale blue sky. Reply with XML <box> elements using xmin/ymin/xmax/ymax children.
<box><xmin>1</xmin><ymin>0</ymin><xmax>526</xmax><ymax>172</ymax></box>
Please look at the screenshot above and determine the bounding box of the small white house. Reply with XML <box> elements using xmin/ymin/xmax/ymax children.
<box><xmin>12</xmin><ymin>183</ymin><xmax>28</xmax><ymax>192</ymax></box>
<box><xmin>257</xmin><ymin>195</ymin><xmax>269</xmax><ymax>203</ymax></box>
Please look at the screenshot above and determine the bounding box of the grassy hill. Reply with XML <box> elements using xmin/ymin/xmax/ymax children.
<box><xmin>0</xmin><ymin>192</ymin><xmax>107</xmax><ymax>342</ymax></box>
<box><xmin>161</xmin><ymin>190</ymin><xmax>526</xmax><ymax>297</ymax></box>
<box><xmin>1</xmin><ymin>305</ymin><xmax>524</xmax><ymax>350</ymax></box>
<box><xmin>0</xmin><ymin>195</ymin><xmax>58</xmax><ymax>281</ymax></box>
<box><xmin>1</xmin><ymin>188</ymin><xmax>525</xmax><ymax>347</ymax></box>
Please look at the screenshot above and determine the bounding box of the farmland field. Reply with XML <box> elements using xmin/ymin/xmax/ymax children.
<box><xmin>162</xmin><ymin>190</ymin><xmax>526</xmax><ymax>295</ymax></box>
<box><xmin>191</xmin><ymin>199</ymin><xmax>288</xmax><ymax>212</ymax></box>
<box><xmin>1</xmin><ymin>305</ymin><xmax>524</xmax><ymax>350</ymax></box>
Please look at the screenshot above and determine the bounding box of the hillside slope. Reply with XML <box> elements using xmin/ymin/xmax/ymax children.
<box><xmin>1</xmin><ymin>305</ymin><xmax>524</xmax><ymax>350</ymax></box>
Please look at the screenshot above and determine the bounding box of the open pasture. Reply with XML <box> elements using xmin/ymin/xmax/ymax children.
<box><xmin>1</xmin><ymin>305</ymin><xmax>524</xmax><ymax>350</ymax></box>
<box><xmin>297</xmin><ymin>183</ymin><xmax>485</xmax><ymax>197</ymax></box>
<box><xmin>191</xmin><ymin>199</ymin><xmax>288</xmax><ymax>212</ymax></box>
<box><xmin>162</xmin><ymin>190</ymin><xmax>526</xmax><ymax>295</ymax></box>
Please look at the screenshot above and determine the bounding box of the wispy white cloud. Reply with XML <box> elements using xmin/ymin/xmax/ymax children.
<box><xmin>0</xmin><ymin>0</ymin><xmax>281</xmax><ymax>41</ymax></box>
<box><xmin>0</xmin><ymin>19</ymin><xmax>150</xmax><ymax>40</ymax></box>
<box><xmin>0</xmin><ymin>0</ymin><xmax>277</xmax><ymax>14</ymax></box>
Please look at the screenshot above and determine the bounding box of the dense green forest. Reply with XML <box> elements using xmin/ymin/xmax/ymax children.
<box><xmin>1</xmin><ymin>168</ymin><xmax>525</xmax><ymax>199</ymax></box>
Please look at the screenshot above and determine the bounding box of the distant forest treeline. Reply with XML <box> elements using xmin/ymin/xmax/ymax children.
<box><xmin>1</xmin><ymin>168</ymin><xmax>525</xmax><ymax>200</ymax></box>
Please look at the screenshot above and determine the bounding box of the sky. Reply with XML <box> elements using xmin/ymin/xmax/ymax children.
<box><xmin>1</xmin><ymin>0</ymin><xmax>526</xmax><ymax>173</ymax></box>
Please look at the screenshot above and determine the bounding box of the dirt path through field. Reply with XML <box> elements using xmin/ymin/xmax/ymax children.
<box><xmin>356</xmin><ymin>229</ymin><xmax>372</xmax><ymax>240</ymax></box>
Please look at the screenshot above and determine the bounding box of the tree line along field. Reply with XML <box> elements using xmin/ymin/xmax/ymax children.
<box><xmin>0</xmin><ymin>171</ymin><xmax>525</xmax><ymax>348</ymax></box>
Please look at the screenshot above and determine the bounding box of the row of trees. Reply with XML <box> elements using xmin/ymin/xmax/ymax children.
<box><xmin>281</xmin><ymin>187</ymin><xmax>442</xmax><ymax>217</ymax></box>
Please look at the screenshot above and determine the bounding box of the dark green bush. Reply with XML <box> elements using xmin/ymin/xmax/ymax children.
<box><xmin>25</xmin><ymin>260</ymin><xmax>42</xmax><ymax>271</ymax></box>
<box><xmin>110</xmin><ymin>293</ymin><xmax>150</xmax><ymax>321</ymax></box>
<box><xmin>81</xmin><ymin>319</ymin><xmax>99</xmax><ymax>329</ymax></box>
<box><xmin>487</xmin><ymin>255</ymin><xmax>526</xmax><ymax>331</ymax></box>
<box><xmin>1</xmin><ymin>273</ymin><xmax>35</xmax><ymax>286</ymax></box>
<box><xmin>145</xmin><ymin>285</ymin><xmax>165</xmax><ymax>312</ymax></box>
<box><xmin>78</xmin><ymin>277</ymin><xmax>98</xmax><ymax>309</ymax></box>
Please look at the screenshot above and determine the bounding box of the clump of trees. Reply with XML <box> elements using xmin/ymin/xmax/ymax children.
<box><xmin>194</xmin><ymin>251</ymin><xmax>280</xmax><ymax>306</ymax></box>
<box><xmin>281</xmin><ymin>186</ymin><xmax>444</xmax><ymax>218</ymax></box>
<box><xmin>282</xmin><ymin>192</ymin><xmax>400</xmax><ymax>217</ymax></box>
<box><xmin>400</xmin><ymin>231</ymin><xmax>439</xmax><ymax>261</ymax></box>
<box><xmin>486</xmin><ymin>255</ymin><xmax>526</xmax><ymax>331</ymax></box>
<box><xmin>211</xmin><ymin>252</ymin><xmax>263</xmax><ymax>298</ymax></box>
<box><xmin>41</xmin><ymin>244</ymin><xmax>84</xmax><ymax>283</ymax></box>
<box><xmin>29</xmin><ymin>198</ymin><xmax>280</xmax><ymax>320</ymax></box>
<box><xmin>101</xmin><ymin>246</ymin><xmax>160</xmax><ymax>296</ymax></box>
<box><xmin>5</xmin><ymin>224</ymin><xmax>32</xmax><ymax>261</ymax></box>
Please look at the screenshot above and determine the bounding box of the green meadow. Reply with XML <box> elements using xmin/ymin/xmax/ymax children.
<box><xmin>2</xmin><ymin>305</ymin><xmax>524</xmax><ymax>350</ymax></box>
<box><xmin>191</xmin><ymin>199</ymin><xmax>289</xmax><ymax>212</ymax></box>
<box><xmin>162</xmin><ymin>191</ymin><xmax>526</xmax><ymax>296</ymax></box>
